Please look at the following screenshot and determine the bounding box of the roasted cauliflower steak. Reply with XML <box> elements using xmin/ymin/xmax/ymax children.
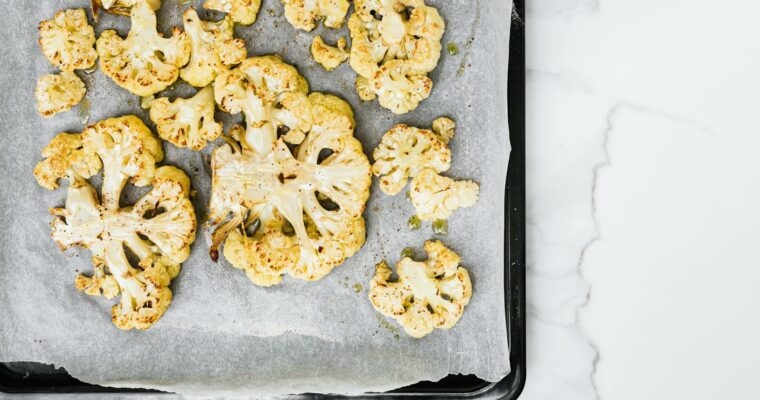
<box><xmin>281</xmin><ymin>0</ymin><xmax>350</xmax><ymax>31</ymax></box>
<box><xmin>34</xmin><ymin>116</ymin><xmax>197</xmax><ymax>330</ymax></box>
<box><xmin>348</xmin><ymin>0</ymin><xmax>444</xmax><ymax>113</ymax></box>
<box><xmin>35</xmin><ymin>71</ymin><xmax>86</xmax><ymax>118</ymax></box>
<box><xmin>372</xmin><ymin>118</ymin><xmax>453</xmax><ymax>195</ymax></box>
<box><xmin>209</xmin><ymin>56</ymin><xmax>371</xmax><ymax>286</ymax></box>
<box><xmin>369</xmin><ymin>240</ymin><xmax>472</xmax><ymax>338</ymax></box>
<box><xmin>38</xmin><ymin>8</ymin><xmax>97</xmax><ymax>72</ymax></box>
<box><xmin>149</xmin><ymin>85</ymin><xmax>223</xmax><ymax>150</ymax></box>
<box><xmin>96</xmin><ymin>1</ymin><xmax>191</xmax><ymax>96</ymax></box>
<box><xmin>181</xmin><ymin>8</ymin><xmax>247</xmax><ymax>87</ymax></box>
<box><xmin>204</xmin><ymin>0</ymin><xmax>261</xmax><ymax>25</ymax></box>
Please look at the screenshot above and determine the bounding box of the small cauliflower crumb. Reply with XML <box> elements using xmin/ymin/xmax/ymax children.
<box><xmin>38</xmin><ymin>9</ymin><xmax>97</xmax><ymax>72</ymax></box>
<box><xmin>204</xmin><ymin>0</ymin><xmax>261</xmax><ymax>25</ymax></box>
<box><xmin>369</xmin><ymin>240</ymin><xmax>472</xmax><ymax>338</ymax></box>
<box><xmin>311</xmin><ymin>36</ymin><xmax>349</xmax><ymax>71</ymax></box>
<box><xmin>35</xmin><ymin>71</ymin><xmax>86</xmax><ymax>118</ymax></box>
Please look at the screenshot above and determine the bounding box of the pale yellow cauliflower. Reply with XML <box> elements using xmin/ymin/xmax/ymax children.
<box><xmin>311</xmin><ymin>36</ymin><xmax>349</xmax><ymax>71</ymax></box>
<box><xmin>281</xmin><ymin>0</ymin><xmax>350</xmax><ymax>31</ymax></box>
<box><xmin>34</xmin><ymin>116</ymin><xmax>196</xmax><ymax>330</ymax></box>
<box><xmin>96</xmin><ymin>1</ymin><xmax>191</xmax><ymax>96</ymax></box>
<box><xmin>369</xmin><ymin>240</ymin><xmax>472</xmax><ymax>338</ymax></box>
<box><xmin>181</xmin><ymin>8</ymin><xmax>247</xmax><ymax>88</ymax></box>
<box><xmin>38</xmin><ymin>9</ymin><xmax>97</xmax><ymax>72</ymax></box>
<box><xmin>35</xmin><ymin>71</ymin><xmax>86</xmax><ymax>118</ymax></box>
<box><xmin>410</xmin><ymin>168</ymin><xmax>480</xmax><ymax>221</ymax></box>
<box><xmin>372</xmin><ymin>122</ymin><xmax>451</xmax><ymax>195</ymax></box>
<box><xmin>348</xmin><ymin>0</ymin><xmax>444</xmax><ymax>113</ymax></box>
<box><xmin>149</xmin><ymin>86</ymin><xmax>223</xmax><ymax>151</ymax></box>
<box><xmin>204</xmin><ymin>0</ymin><xmax>261</xmax><ymax>25</ymax></box>
<box><xmin>209</xmin><ymin>56</ymin><xmax>371</xmax><ymax>286</ymax></box>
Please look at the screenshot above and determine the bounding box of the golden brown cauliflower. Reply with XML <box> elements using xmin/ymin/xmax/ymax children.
<box><xmin>35</xmin><ymin>71</ymin><xmax>86</xmax><ymax>118</ymax></box>
<box><xmin>35</xmin><ymin>116</ymin><xmax>196</xmax><ymax>330</ymax></box>
<box><xmin>208</xmin><ymin>56</ymin><xmax>371</xmax><ymax>285</ymax></box>
<box><xmin>34</xmin><ymin>131</ymin><xmax>102</xmax><ymax>190</ymax></box>
<box><xmin>38</xmin><ymin>9</ymin><xmax>97</xmax><ymax>72</ymax></box>
<box><xmin>311</xmin><ymin>36</ymin><xmax>349</xmax><ymax>71</ymax></box>
<box><xmin>96</xmin><ymin>1</ymin><xmax>191</xmax><ymax>96</ymax></box>
<box><xmin>369</xmin><ymin>240</ymin><xmax>472</xmax><ymax>338</ymax></box>
<box><xmin>149</xmin><ymin>86</ymin><xmax>223</xmax><ymax>150</ymax></box>
<box><xmin>204</xmin><ymin>0</ymin><xmax>261</xmax><ymax>25</ymax></box>
<box><xmin>348</xmin><ymin>0</ymin><xmax>444</xmax><ymax>113</ymax></box>
<box><xmin>92</xmin><ymin>0</ymin><xmax>162</xmax><ymax>18</ymax></box>
<box><xmin>372</xmin><ymin>119</ymin><xmax>452</xmax><ymax>195</ymax></box>
<box><xmin>410</xmin><ymin>168</ymin><xmax>480</xmax><ymax>221</ymax></box>
<box><xmin>181</xmin><ymin>8</ymin><xmax>247</xmax><ymax>87</ymax></box>
<box><xmin>281</xmin><ymin>0</ymin><xmax>350</xmax><ymax>31</ymax></box>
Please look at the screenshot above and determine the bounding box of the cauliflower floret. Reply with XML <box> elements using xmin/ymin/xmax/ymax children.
<box><xmin>348</xmin><ymin>0</ymin><xmax>443</xmax><ymax>113</ymax></box>
<box><xmin>209</xmin><ymin>59</ymin><xmax>370</xmax><ymax>285</ymax></box>
<box><xmin>431</xmin><ymin>116</ymin><xmax>455</xmax><ymax>143</ymax></box>
<box><xmin>214</xmin><ymin>55</ymin><xmax>311</xmax><ymax>153</ymax></box>
<box><xmin>181</xmin><ymin>8</ymin><xmax>247</xmax><ymax>88</ymax></box>
<box><xmin>372</xmin><ymin>122</ymin><xmax>451</xmax><ymax>195</ymax></box>
<box><xmin>370</xmin><ymin>60</ymin><xmax>432</xmax><ymax>114</ymax></box>
<box><xmin>38</xmin><ymin>9</ymin><xmax>97</xmax><ymax>72</ymax></box>
<box><xmin>149</xmin><ymin>86</ymin><xmax>222</xmax><ymax>150</ymax></box>
<box><xmin>369</xmin><ymin>240</ymin><xmax>472</xmax><ymax>338</ymax></box>
<box><xmin>204</xmin><ymin>0</ymin><xmax>261</xmax><ymax>25</ymax></box>
<box><xmin>311</xmin><ymin>36</ymin><xmax>349</xmax><ymax>71</ymax></box>
<box><xmin>96</xmin><ymin>1</ymin><xmax>191</xmax><ymax>96</ymax></box>
<box><xmin>34</xmin><ymin>132</ymin><xmax>102</xmax><ymax>190</ymax></box>
<box><xmin>281</xmin><ymin>0</ymin><xmax>350</xmax><ymax>31</ymax></box>
<box><xmin>35</xmin><ymin>116</ymin><xmax>196</xmax><ymax>330</ymax></box>
<box><xmin>92</xmin><ymin>0</ymin><xmax>162</xmax><ymax>18</ymax></box>
<box><xmin>409</xmin><ymin>168</ymin><xmax>479</xmax><ymax>221</ymax></box>
<box><xmin>349</xmin><ymin>0</ymin><xmax>444</xmax><ymax>75</ymax></box>
<box><xmin>35</xmin><ymin>71</ymin><xmax>86</xmax><ymax>118</ymax></box>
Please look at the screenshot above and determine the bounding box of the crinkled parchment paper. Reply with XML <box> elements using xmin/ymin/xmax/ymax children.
<box><xmin>0</xmin><ymin>0</ymin><xmax>511</xmax><ymax>396</ymax></box>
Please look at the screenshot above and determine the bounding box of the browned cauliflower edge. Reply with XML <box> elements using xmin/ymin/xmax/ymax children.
<box><xmin>369</xmin><ymin>240</ymin><xmax>472</xmax><ymax>338</ymax></box>
<box><xmin>34</xmin><ymin>116</ymin><xmax>197</xmax><ymax>330</ymax></box>
<box><xmin>35</xmin><ymin>71</ymin><xmax>86</xmax><ymax>118</ymax></box>
<box><xmin>310</xmin><ymin>36</ymin><xmax>349</xmax><ymax>71</ymax></box>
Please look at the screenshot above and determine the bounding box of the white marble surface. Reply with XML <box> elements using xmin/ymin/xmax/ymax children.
<box><xmin>524</xmin><ymin>1</ymin><xmax>760</xmax><ymax>399</ymax></box>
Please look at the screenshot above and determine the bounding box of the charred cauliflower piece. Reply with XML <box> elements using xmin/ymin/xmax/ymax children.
<box><xmin>96</xmin><ymin>1</ymin><xmax>191</xmax><ymax>96</ymax></box>
<box><xmin>369</xmin><ymin>240</ymin><xmax>472</xmax><ymax>338</ymax></box>
<box><xmin>149</xmin><ymin>86</ymin><xmax>222</xmax><ymax>150</ymax></box>
<box><xmin>209</xmin><ymin>56</ymin><xmax>371</xmax><ymax>285</ymax></box>
<box><xmin>93</xmin><ymin>0</ymin><xmax>162</xmax><ymax>18</ymax></box>
<box><xmin>204</xmin><ymin>0</ymin><xmax>261</xmax><ymax>25</ymax></box>
<box><xmin>38</xmin><ymin>9</ymin><xmax>97</xmax><ymax>72</ymax></box>
<box><xmin>181</xmin><ymin>8</ymin><xmax>247</xmax><ymax>87</ymax></box>
<box><xmin>281</xmin><ymin>0</ymin><xmax>350</xmax><ymax>31</ymax></box>
<box><xmin>34</xmin><ymin>116</ymin><xmax>197</xmax><ymax>330</ymax></box>
<box><xmin>410</xmin><ymin>168</ymin><xmax>479</xmax><ymax>221</ymax></box>
<box><xmin>35</xmin><ymin>71</ymin><xmax>86</xmax><ymax>118</ymax></box>
<box><xmin>311</xmin><ymin>36</ymin><xmax>349</xmax><ymax>71</ymax></box>
<box><xmin>372</xmin><ymin>121</ymin><xmax>452</xmax><ymax>195</ymax></box>
<box><xmin>348</xmin><ymin>0</ymin><xmax>444</xmax><ymax>113</ymax></box>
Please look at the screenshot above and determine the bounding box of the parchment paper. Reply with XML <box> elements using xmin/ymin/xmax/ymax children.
<box><xmin>0</xmin><ymin>0</ymin><xmax>512</xmax><ymax>396</ymax></box>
